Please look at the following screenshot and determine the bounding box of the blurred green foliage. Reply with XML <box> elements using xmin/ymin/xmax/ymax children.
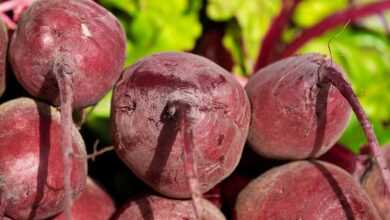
<box><xmin>88</xmin><ymin>0</ymin><xmax>390</xmax><ymax>151</ymax></box>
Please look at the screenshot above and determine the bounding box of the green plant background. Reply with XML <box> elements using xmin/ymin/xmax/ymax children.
<box><xmin>89</xmin><ymin>0</ymin><xmax>390</xmax><ymax>153</ymax></box>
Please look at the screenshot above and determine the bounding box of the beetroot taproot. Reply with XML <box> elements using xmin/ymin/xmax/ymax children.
<box><xmin>235</xmin><ymin>161</ymin><xmax>381</xmax><ymax>220</ymax></box>
<box><xmin>246</xmin><ymin>53</ymin><xmax>351</xmax><ymax>160</ymax></box>
<box><xmin>114</xmin><ymin>195</ymin><xmax>226</xmax><ymax>220</ymax></box>
<box><xmin>53</xmin><ymin>177</ymin><xmax>115</xmax><ymax>220</ymax></box>
<box><xmin>111</xmin><ymin>52</ymin><xmax>250</xmax><ymax>199</ymax></box>
<box><xmin>0</xmin><ymin>98</ymin><xmax>87</xmax><ymax>220</ymax></box>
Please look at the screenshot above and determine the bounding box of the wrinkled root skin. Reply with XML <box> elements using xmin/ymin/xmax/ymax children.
<box><xmin>361</xmin><ymin>145</ymin><xmax>390</xmax><ymax>220</ymax></box>
<box><xmin>0</xmin><ymin>19</ymin><xmax>7</xmax><ymax>97</ymax></box>
<box><xmin>9</xmin><ymin>0</ymin><xmax>126</xmax><ymax>109</ymax></box>
<box><xmin>114</xmin><ymin>195</ymin><xmax>226</xmax><ymax>220</ymax></box>
<box><xmin>52</xmin><ymin>177</ymin><xmax>115</xmax><ymax>220</ymax></box>
<box><xmin>235</xmin><ymin>161</ymin><xmax>381</xmax><ymax>220</ymax></box>
<box><xmin>112</xmin><ymin>52</ymin><xmax>251</xmax><ymax>198</ymax></box>
<box><xmin>246</xmin><ymin>53</ymin><xmax>351</xmax><ymax>160</ymax></box>
<box><xmin>0</xmin><ymin>98</ymin><xmax>87</xmax><ymax>219</ymax></box>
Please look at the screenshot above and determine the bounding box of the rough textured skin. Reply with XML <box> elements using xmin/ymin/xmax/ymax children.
<box><xmin>114</xmin><ymin>195</ymin><xmax>226</xmax><ymax>220</ymax></box>
<box><xmin>53</xmin><ymin>178</ymin><xmax>115</xmax><ymax>220</ymax></box>
<box><xmin>0</xmin><ymin>19</ymin><xmax>7</xmax><ymax>97</ymax></box>
<box><xmin>245</xmin><ymin>53</ymin><xmax>351</xmax><ymax>159</ymax></box>
<box><xmin>361</xmin><ymin>145</ymin><xmax>390</xmax><ymax>220</ymax></box>
<box><xmin>235</xmin><ymin>161</ymin><xmax>381</xmax><ymax>220</ymax></box>
<box><xmin>111</xmin><ymin>52</ymin><xmax>250</xmax><ymax>198</ymax></box>
<box><xmin>0</xmin><ymin>98</ymin><xmax>87</xmax><ymax>220</ymax></box>
<box><xmin>9</xmin><ymin>0</ymin><xmax>126</xmax><ymax>109</ymax></box>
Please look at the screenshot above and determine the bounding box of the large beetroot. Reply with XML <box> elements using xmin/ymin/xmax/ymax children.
<box><xmin>111</xmin><ymin>52</ymin><xmax>250</xmax><ymax>200</ymax></box>
<box><xmin>235</xmin><ymin>161</ymin><xmax>381</xmax><ymax>220</ymax></box>
<box><xmin>0</xmin><ymin>98</ymin><xmax>87</xmax><ymax>220</ymax></box>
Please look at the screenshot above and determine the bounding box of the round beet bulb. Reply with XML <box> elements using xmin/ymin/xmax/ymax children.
<box><xmin>246</xmin><ymin>53</ymin><xmax>351</xmax><ymax>159</ymax></box>
<box><xmin>111</xmin><ymin>52</ymin><xmax>251</xmax><ymax>198</ymax></box>
<box><xmin>9</xmin><ymin>0</ymin><xmax>126</xmax><ymax>109</ymax></box>
<box><xmin>235</xmin><ymin>161</ymin><xmax>381</xmax><ymax>220</ymax></box>
<box><xmin>361</xmin><ymin>145</ymin><xmax>390</xmax><ymax>220</ymax></box>
<box><xmin>114</xmin><ymin>195</ymin><xmax>226</xmax><ymax>220</ymax></box>
<box><xmin>53</xmin><ymin>177</ymin><xmax>115</xmax><ymax>220</ymax></box>
<box><xmin>0</xmin><ymin>19</ymin><xmax>7</xmax><ymax>97</ymax></box>
<box><xmin>0</xmin><ymin>98</ymin><xmax>87</xmax><ymax>220</ymax></box>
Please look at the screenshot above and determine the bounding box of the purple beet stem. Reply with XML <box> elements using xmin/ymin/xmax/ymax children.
<box><xmin>324</xmin><ymin>65</ymin><xmax>390</xmax><ymax>194</ymax></box>
<box><xmin>281</xmin><ymin>1</ymin><xmax>390</xmax><ymax>57</ymax></box>
<box><xmin>54</xmin><ymin>61</ymin><xmax>74</xmax><ymax>220</ymax></box>
<box><xmin>253</xmin><ymin>0</ymin><xmax>301</xmax><ymax>71</ymax></box>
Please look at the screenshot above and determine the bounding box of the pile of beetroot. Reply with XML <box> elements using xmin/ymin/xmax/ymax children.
<box><xmin>0</xmin><ymin>0</ymin><xmax>389</xmax><ymax>219</ymax></box>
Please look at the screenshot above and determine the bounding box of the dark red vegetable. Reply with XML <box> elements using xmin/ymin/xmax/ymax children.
<box><xmin>235</xmin><ymin>161</ymin><xmax>381</xmax><ymax>220</ymax></box>
<box><xmin>111</xmin><ymin>52</ymin><xmax>250</xmax><ymax>202</ymax></box>
<box><xmin>0</xmin><ymin>98</ymin><xmax>87</xmax><ymax>220</ymax></box>
<box><xmin>9</xmin><ymin>0</ymin><xmax>126</xmax><ymax>217</ymax></box>
<box><xmin>246</xmin><ymin>53</ymin><xmax>351</xmax><ymax>159</ymax></box>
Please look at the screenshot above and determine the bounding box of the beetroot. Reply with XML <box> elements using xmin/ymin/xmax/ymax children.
<box><xmin>360</xmin><ymin>145</ymin><xmax>390</xmax><ymax>220</ymax></box>
<box><xmin>9</xmin><ymin>0</ymin><xmax>126</xmax><ymax>216</ymax></box>
<box><xmin>0</xmin><ymin>98</ymin><xmax>87</xmax><ymax>220</ymax></box>
<box><xmin>111</xmin><ymin>52</ymin><xmax>250</xmax><ymax>199</ymax></box>
<box><xmin>246</xmin><ymin>53</ymin><xmax>351</xmax><ymax>159</ymax></box>
<box><xmin>114</xmin><ymin>195</ymin><xmax>226</xmax><ymax>220</ymax></box>
<box><xmin>53</xmin><ymin>177</ymin><xmax>115</xmax><ymax>220</ymax></box>
<box><xmin>235</xmin><ymin>161</ymin><xmax>381</xmax><ymax>220</ymax></box>
<box><xmin>0</xmin><ymin>19</ymin><xmax>7</xmax><ymax>97</ymax></box>
<box><xmin>9</xmin><ymin>0</ymin><xmax>126</xmax><ymax>109</ymax></box>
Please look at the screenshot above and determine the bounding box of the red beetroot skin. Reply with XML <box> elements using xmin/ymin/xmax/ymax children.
<box><xmin>114</xmin><ymin>195</ymin><xmax>226</xmax><ymax>220</ymax></box>
<box><xmin>9</xmin><ymin>0</ymin><xmax>126</xmax><ymax>109</ymax></box>
<box><xmin>111</xmin><ymin>52</ymin><xmax>251</xmax><ymax>198</ymax></box>
<box><xmin>235</xmin><ymin>161</ymin><xmax>381</xmax><ymax>220</ymax></box>
<box><xmin>0</xmin><ymin>19</ymin><xmax>7</xmax><ymax>97</ymax></box>
<box><xmin>0</xmin><ymin>98</ymin><xmax>87</xmax><ymax>219</ymax></box>
<box><xmin>319</xmin><ymin>143</ymin><xmax>358</xmax><ymax>174</ymax></box>
<box><xmin>245</xmin><ymin>53</ymin><xmax>351</xmax><ymax>159</ymax></box>
<box><xmin>361</xmin><ymin>145</ymin><xmax>390</xmax><ymax>220</ymax></box>
<box><xmin>52</xmin><ymin>178</ymin><xmax>115</xmax><ymax>220</ymax></box>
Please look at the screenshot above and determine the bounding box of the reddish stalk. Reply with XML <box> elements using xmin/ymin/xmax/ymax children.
<box><xmin>54</xmin><ymin>60</ymin><xmax>74</xmax><ymax>220</ymax></box>
<box><xmin>322</xmin><ymin>65</ymin><xmax>390</xmax><ymax>194</ymax></box>
<box><xmin>178</xmin><ymin>102</ymin><xmax>203</xmax><ymax>220</ymax></box>
<box><xmin>253</xmin><ymin>0</ymin><xmax>301</xmax><ymax>72</ymax></box>
<box><xmin>281</xmin><ymin>1</ymin><xmax>390</xmax><ymax>57</ymax></box>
